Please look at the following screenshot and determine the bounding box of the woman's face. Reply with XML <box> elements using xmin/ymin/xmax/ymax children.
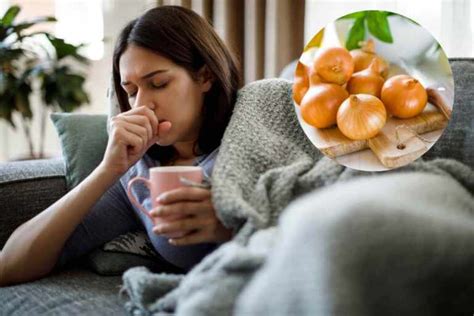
<box><xmin>119</xmin><ymin>44</ymin><xmax>212</xmax><ymax>147</ymax></box>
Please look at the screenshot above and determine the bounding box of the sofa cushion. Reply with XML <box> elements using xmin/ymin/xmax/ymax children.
<box><xmin>50</xmin><ymin>113</ymin><xmax>109</xmax><ymax>190</ymax></box>
<box><xmin>422</xmin><ymin>58</ymin><xmax>474</xmax><ymax>167</ymax></box>
<box><xmin>0</xmin><ymin>158</ymin><xmax>67</xmax><ymax>248</ymax></box>
<box><xmin>0</xmin><ymin>266</ymin><xmax>126</xmax><ymax>315</ymax></box>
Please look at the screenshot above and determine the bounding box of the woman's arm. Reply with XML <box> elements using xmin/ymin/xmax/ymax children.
<box><xmin>0</xmin><ymin>164</ymin><xmax>120</xmax><ymax>286</ymax></box>
<box><xmin>0</xmin><ymin>106</ymin><xmax>168</xmax><ymax>287</ymax></box>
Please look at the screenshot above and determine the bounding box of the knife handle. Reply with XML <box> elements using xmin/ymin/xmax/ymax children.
<box><xmin>426</xmin><ymin>84</ymin><xmax>453</xmax><ymax>120</ymax></box>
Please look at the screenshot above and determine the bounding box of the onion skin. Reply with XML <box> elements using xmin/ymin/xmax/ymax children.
<box><xmin>313</xmin><ymin>47</ymin><xmax>354</xmax><ymax>85</ymax></box>
<box><xmin>308</xmin><ymin>67</ymin><xmax>322</xmax><ymax>86</ymax></box>
<box><xmin>350</xmin><ymin>39</ymin><xmax>389</xmax><ymax>78</ymax></box>
<box><xmin>337</xmin><ymin>94</ymin><xmax>387</xmax><ymax>140</ymax></box>
<box><xmin>293</xmin><ymin>61</ymin><xmax>309</xmax><ymax>105</ymax></box>
<box><xmin>346</xmin><ymin>59</ymin><xmax>385</xmax><ymax>98</ymax></box>
<box><xmin>381</xmin><ymin>75</ymin><xmax>428</xmax><ymax>118</ymax></box>
<box><xmin>301</xmin><ymin>83</ymin><xmax>349</xmax><ymax>129</ymax></box>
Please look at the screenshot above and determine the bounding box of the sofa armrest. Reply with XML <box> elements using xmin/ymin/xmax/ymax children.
<box><xmin>0</xmin><ymin>158</ymin><xmax>67</xmax><ymax>248</ymax></box>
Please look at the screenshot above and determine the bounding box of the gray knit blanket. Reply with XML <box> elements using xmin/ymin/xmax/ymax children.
<box><xmin>119</xmin><ymin>79</ymin><xmax>474</xmax><ymax>315</ymax></box>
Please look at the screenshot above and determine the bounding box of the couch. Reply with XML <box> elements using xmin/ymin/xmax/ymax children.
<box><xmin>0</xmin><ymin>58</ymin><xmax>472</xmax><ymax>315</ymax></box>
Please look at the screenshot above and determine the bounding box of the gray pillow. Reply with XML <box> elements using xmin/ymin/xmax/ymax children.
<box><xmin>50</xmin><ymin>112</ymin><xmax>108</xmax><ymax>190</ymax></box>
<box><xmin>422</xmin><ymin>59</ymin><xmax>474</xmax><ymax>167</ymax></box>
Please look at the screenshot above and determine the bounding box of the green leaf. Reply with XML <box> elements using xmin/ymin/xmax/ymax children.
<box><xmin>0</xmin><ymin>93</ymin><xmax>16</xmax><ymax>128</ymax></box>
<box><xmin>21</xmin><ymin>16</ymin><xmax>56</xmax><ymax>24</ymax></box>
<box><xmin>1</xmin><ymin>6</ymin><xmax>21</xmax><ymax>26</ymax></box>
<box><xmin>40</xmin><ymin>66</ymin><xmax>89</xmax><ymax>111</ymax></box>
<box><xmin>338</xmin><ymin>12</ymin><xmax>366</xmax><ymax>20</ymax></box>
<box><xmin>41</xmin><ymin>73</ymin><xmax>57</xmax><ymax>106</ymax></box>
<box><xmin>0</xmin><ymin>47</ymin><xmax>24</xmax><ymax>63</ymax></box>
<box><xmin>366</xmin><ymin>11</ymin><xmax>393</xmax><ymax>43</ymax></box>
<box><xmin>345</xmin><ymin>17</ymin><xmax>366</xmax><ymax>50</ymax></box>
<box><xmin>47</xmin><ymin>35</ymin><xmax>89</xmax><ymax>64</ymax></box>
<box><xmin>0</xmin><ymin>72</ymin><xmax>6</xmax><ymax>94</ymax></box>
<box><xmin>46</xmin><ymin>36</ymin><xmax>80</xmax><ymax>60</ymax></box>
<box><xmin>7</xmin><ymin>17</ymin><xmax>56</xmax><ymax>39</ymax></box>
<box><xmin>72</xmin><ymin>88</ymin><xmax>89</xmax><ymax>104</ymax></box>
<box><xmin>15</xmin><ymin>83</ymin><xmax>32</xmax><ymax>119</ymax></box>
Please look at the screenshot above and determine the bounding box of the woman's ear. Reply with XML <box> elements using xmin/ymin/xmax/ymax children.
<box><xmin>198</xmin><ymin>65</ymin><xmax>214</xmax><ymax>93</ymax></box>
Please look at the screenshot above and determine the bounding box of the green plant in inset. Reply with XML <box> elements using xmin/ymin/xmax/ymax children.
<box><xmin>0</xmin><ymin>5</ymin><xmax>89</xmax><ymax>159</ymax></box>
<box><xmin>338</xmin><ymin>11</ymin><xmax>419</xmax><ymax>51</ymax></box>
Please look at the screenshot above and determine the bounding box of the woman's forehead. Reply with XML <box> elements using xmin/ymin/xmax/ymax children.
<box><xmin>119</xmin><ymin>45</ymin><xmax>174</xmax><ymax>79</ymax></box>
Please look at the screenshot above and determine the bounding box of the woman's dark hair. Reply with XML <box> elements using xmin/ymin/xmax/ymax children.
<box><xmin>112</xmin><ymin>6</ymin><xmax>241</xmax><ymax>165</ymax></box>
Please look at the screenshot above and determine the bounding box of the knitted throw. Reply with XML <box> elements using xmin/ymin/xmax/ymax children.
<box><xmin>119</xmin><ymin>79</ymin><xmax>474</xmax><ymax>315</ymax></box>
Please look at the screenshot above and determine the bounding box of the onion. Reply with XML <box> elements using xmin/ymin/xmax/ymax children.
<box><xmin>337</xmin><ymin>94</ymin><xmax>387</xmax><ymax>140</ymax></box>
<box><xmin>312</xmin><ymin>47</ymin><xmax>354</xmax><ymax>85</ymax></box>
<box><xmin>350</xmin><ymin>39</ymin><xmax>389</xmax><ymax>78</ymax></box>
<box><xmin>346</xmin><ymin>59</ymin><xmax>385</xmax><ymax>98</ymax></box>
<box><xmin>381</xmin><ymin>75</ymin><xmax>428</xmax><ymax>118</ymax></box>
<box><xmin>300</xmin><ymin>83</ymin><xmax>349</xmax><ymax>128</ymax></box>
<box><xmin>308</xmin><ymin>67</ymin><xmax>322</xmax><ymax>86</ymax></box>
<box><xmin>292</xmin><ymin>61</ymin><xmax>309</xmax><ymax>105</ymax></box>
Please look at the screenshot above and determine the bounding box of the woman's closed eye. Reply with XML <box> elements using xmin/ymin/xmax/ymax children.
<box><xmin>126</xmin><ymin>82</ymin><xmax>168</xmax><ymax>99</ymax></box>
<box><xmin>150</xmin><ymin>81</ymin><xmax>168</xmax><ymax>90</ymax></box>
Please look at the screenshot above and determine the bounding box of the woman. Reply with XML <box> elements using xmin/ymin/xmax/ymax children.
<box><xmin>0</xmin><ymin>6</ymin><xmax>241</xmax><ymax>286</ymax></box>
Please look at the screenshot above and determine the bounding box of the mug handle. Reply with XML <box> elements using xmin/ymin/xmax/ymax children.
<box><xmin>127</xmin><ymin>177</ymin><xmax>153</xmax><ymax>220</ymax></box>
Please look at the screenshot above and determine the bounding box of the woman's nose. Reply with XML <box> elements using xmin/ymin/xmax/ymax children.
<box><xmin>133</xmin><ymin>90</ymin><xmax>146</xmax><ymax>108</ymax></box>
<box><xmin>133</xmin><ymin>90</ymin><xmax>155</xmax><ymax>110</ymax></box>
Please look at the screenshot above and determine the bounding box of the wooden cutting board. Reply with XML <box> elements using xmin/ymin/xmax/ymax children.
<box><xmin>297</xmin><ymin>49</ymin><xmax>453</xmax><ymax>169</ymax></box>
<box><xmin>309</xmin><ymin>88</ymin><xmax>450</xmax><ymax>168</ymax></box>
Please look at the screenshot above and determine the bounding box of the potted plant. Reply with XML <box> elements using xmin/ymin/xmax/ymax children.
<box><xmin>0</xmin><ymin>5</ymin><xmax>89</xmax><ymax>159</ymax></box>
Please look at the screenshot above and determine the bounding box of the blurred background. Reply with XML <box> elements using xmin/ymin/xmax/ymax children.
<box><xmin>0</xmin><ymin>0</ymin><xmax>473</xmax><ymax>162</ymax></box>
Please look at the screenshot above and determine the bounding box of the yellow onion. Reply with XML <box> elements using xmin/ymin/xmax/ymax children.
<box><xmin>308</xmin><ymin>67</ymin><xmax>323</xmax><ymax>87</ymax></box>
<box><xmin>312</xmin><ymin>47</ymin><xmax>354</xmax><ymax>85</ymax></box>
<box><xmin>337</xmin><ymin>94</ymin><xmax>387</xmax><ymax>140</ymax></box>
<box><xmin>301</xmin><ymin>83</ymin><xmax>349</xmax><ymax>128</ymax></box>
<box><xmin>346</xmin><ymin>59</ymin><xmax>385</xmax><ymax>98</ymax></box>
<box><xmin>292</xmin><ymin>61</ymin><xmax>309</xmax><ymax>105</ymax></box>
<box><xmin>350</xmin><ymin>39</ymin><xmax>389</xmax><ymax>78</ymax></box>
<box><xmin>381</xmin><ymin>75</ymin><xmax>427</xmax><ymax>118</ymax></box>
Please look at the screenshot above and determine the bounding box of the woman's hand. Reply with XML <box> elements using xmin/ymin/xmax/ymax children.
<box><xmin>150</xmin><ymin>187</ymin><xmax>233</xmax><ymax>245</ymax></box>
<box><xmin>100</xmin><ymin>106</ymin><xmax>171</xmax><ymax>176</ymax></box>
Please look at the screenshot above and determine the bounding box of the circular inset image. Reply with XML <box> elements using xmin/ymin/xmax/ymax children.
<box><xmin>293</xmin><ymin>10</ymin><xmax>453</xmax><ymax>171</ymax></box>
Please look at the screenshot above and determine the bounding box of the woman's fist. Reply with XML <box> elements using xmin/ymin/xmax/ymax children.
<box><xmin>100</xmin><ymin>106</ymin><xmax>171</xmax><ymax>176</ymax></box>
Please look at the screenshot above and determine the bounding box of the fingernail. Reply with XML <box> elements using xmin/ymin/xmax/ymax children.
<box><xmin>155</xmin><ymin>206</ymin><xmax>163</xmax><ymax>215</ymax></box>
<box><xmin>157</xmin><ymin>194</ymin><xmax>167</xmax><ymax>202</ymax></box>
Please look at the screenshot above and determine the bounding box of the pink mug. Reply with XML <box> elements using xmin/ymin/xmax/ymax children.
<box><xmin>127</xmin><ymin>166</ymin><xmax>203</xmax><ymax>234</ymax></box>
